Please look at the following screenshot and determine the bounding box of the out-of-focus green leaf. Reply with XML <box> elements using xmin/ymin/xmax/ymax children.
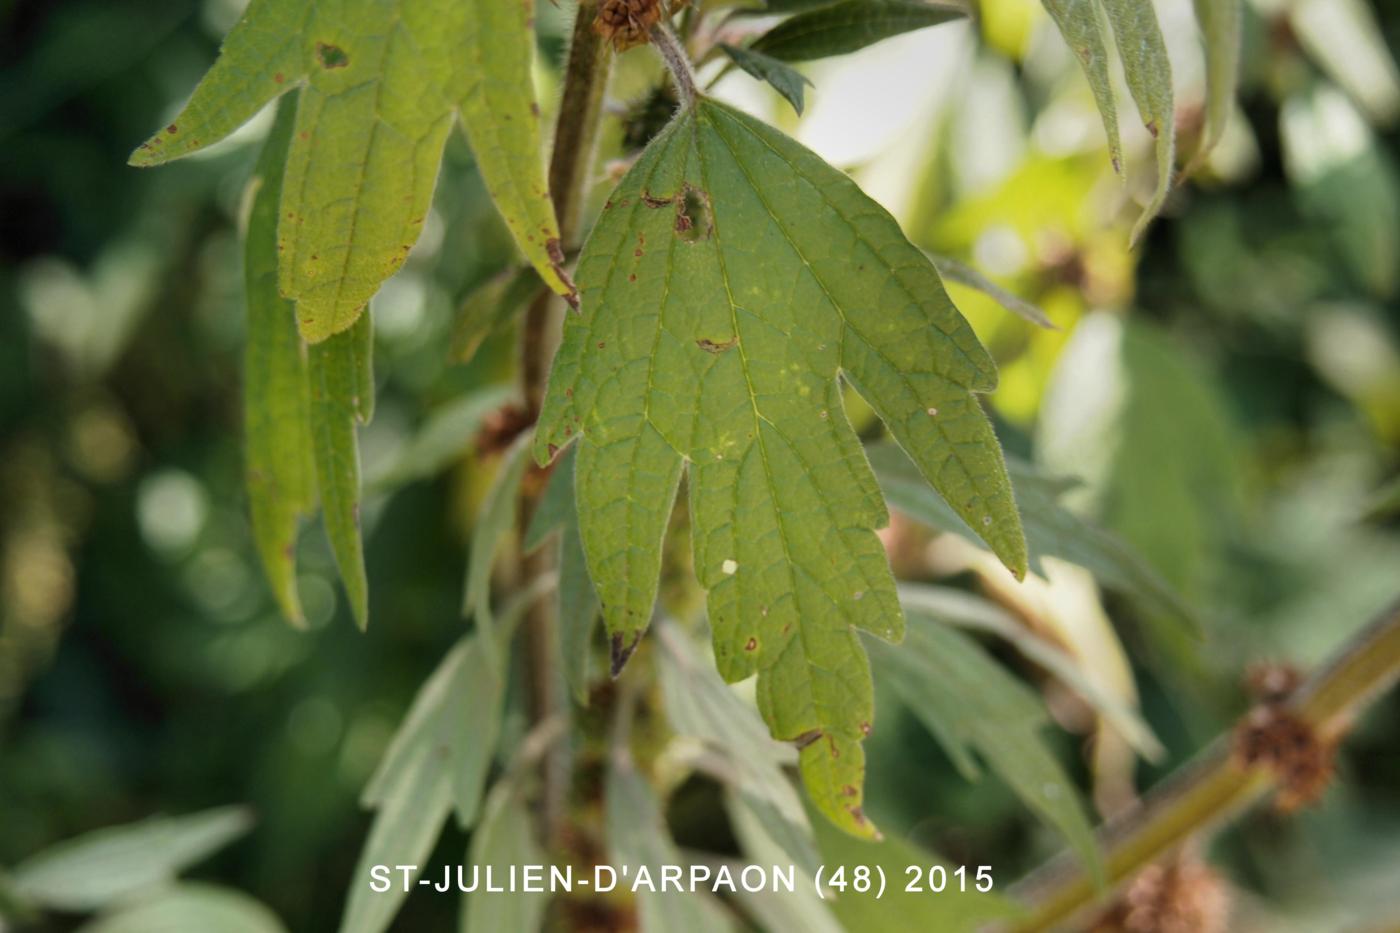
<box><xmin>80</xmin><ymin>884</ymin><xmax>286</xmax><ymax>933</ymax></box>
<box><xmin>451</xmin><ymin>268</ymin><xmax>545</xmax><ymax>366</ymax></box>
<box><xmin>462</xmin><ymin>432</ymin><xmax>533</xmax><ymax>649</ymax></box>
<box><xmin>898</xmin><ymin>583</ymin><xmax>1162</xmax><ymax>758</ymax></box>
<box><xmin>245</xmin><ymin>93</ymin><xmax>315</xmax><ymax>625</ymax></box>
<box><xmin>523</xmin><ymin>446</ymin><xmax>601</xmax><ymax>705</ymax></box>
<box><xmin>716</xmin><ymin>803</ymin><xmax>841</xmax><ymax>933</ymax></box>
<box><xmin>752</xmin><ymin>0</ymin><xmax>966</xmax><ymax>62</ymax></box>
<box><xmin>129</xmin><ymin>0</ymin><xmax>572</xmax><ymax>342</ymax></box>
<box><xmin>360</xmin><ymin>633</ymin><xmax>507</xmax><ymax>829</ymax></box>
<box><xmin>719</xmin><ymin>44</ymin><xmax>814</xmax><ymax>116</ymax></box>
<box><xmin>1367</xmin><ymin>475</ymin><xmax>1400</xmax><ymax>520</ymax></box>
<box><xmin>928</xmin><ymin>253</ymin><xmax>1055</xmax><ymax>329</ymax></box>
<box><xmin>606</xmin><ymin>755</ymin><xmax>731</xmax><ymax>933</ymax></box>
<box><xmin>1191</xmin><ymin>0</ymin><xmax>1242</xmax><ymax>166</ymax></box>
<box><xmin>808</xmin><ymin>813</ymin><xmax>1018</xmax><ymax>932</ymax></box>
<box><xmin>1100</xmin><ymin>0</ymin><xmax>1175</xmax><ymax>244</ymax></box>
<box><xmin>1038</xmin><ymin>315</ymin><xmax>1237</xmax><ymax>623</ymax></box>
<box><xmin>1040</xmin><ymin>0</ymin><xmax>1122</xmax><ymax>175</ymax></box>
<box><xmin>368</xmin><ymin>385</ymin><xmax>516</xmax><ymax>490</ymax></box>
<box><xmin>1291</xmin><ymin>0</ymin><xmax>1400</xmax><ymax>125</ymax></box>
<box><xmin>341</xmin><ymin>739</ymin><xmax>453</xmax><ymax>933</ymax></box>
<box><xmin>460</xmin><ymin>786</ymin><xmax>547</xmax><ymax>933</ymax></box>
<box><xmin>868</xmin><ymin>441</ymin><xmax>1198</xmax><ymax>636</ymax></box>
<box><xmin>307</xmin><ymin>313</ymin><xmax>373</xmax><ymax>629</ymax></box>
<box><xmin>536</xmin><ymin>100</ymin><xmax>1023</xmax><ymax>836</ymax></box>
<box><xmin>657</xmin><ymin>623</ymin><xmax>820</xmax><ymax>875</ymax></box>
<box><xmin>11</xmin><ymin>808</ymin><xmax>254</xmax><ymax>913</ymax></box>
<box><xmin>1281</xmin><ymin>85</ymin><xmax>1400</xmax><ymax>298</ymax></box>
<box><xmin>864</xmin><ymin>619</ymin><xmax>1100</xmax><ymax>876</ymax></box>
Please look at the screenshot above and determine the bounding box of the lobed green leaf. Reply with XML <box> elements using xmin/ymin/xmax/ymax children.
<box><xmin>129</xmin><ymin>0</ymin><xmax>571</xmax><ymax>343</ymax></box>
<box><xmin>536</xmin><ymin>99</ymin><xmax>1024</xmax><ymax>835</ymax></box>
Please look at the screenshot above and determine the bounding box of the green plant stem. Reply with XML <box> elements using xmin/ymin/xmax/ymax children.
<box><xmin>650</xmin><ymin>23</ymin><xmax>699</xmax><ymax>109</ymax></box>
<box><xmin>519</xmin><ymin>0</ymin><xmax>612</xmax><ymax>846</ymax></box>
<box><xmin>1008</xmin><ymin>596</ymin><xmax>1400</xmax><ymax>932</ymax></box>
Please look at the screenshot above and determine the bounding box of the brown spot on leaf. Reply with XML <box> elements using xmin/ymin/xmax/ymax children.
<box><xmin>696</xmin><ymin>336</ymin><xmax>738</xmax><ymax>354</ymax></box>
<box><xmin>166</xmin><ymin>124</ymin><xmax>177</xmax><ymax>134</ymax></box>
<box><xmin>793</xmin><ymin>730</ymin><xmax>822</xmax><ymax>750</ymax></box>
<box><xmin>274</xmin><ymin>72</ymin><xmax>285</xmax><ymax>84</ymax></box>
<box><xmin>744</xmin><ymin>637</ymin><xmax>758</xmax><ymax>652</ymax></box>
<box><xmin>610</xmin><ymin>631</ymin><xmax>641</xmax><ymax>676</ymax></box>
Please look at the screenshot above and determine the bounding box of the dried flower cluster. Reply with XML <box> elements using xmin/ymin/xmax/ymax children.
<box><xmin>1233</xmin><ymin>662</ymin><xmax>1337</xmax><ymax>812</ymax></box>
<box><xmin>1088</xmin><ymin>857</ymin><xmax>1231</xmax><ymax>933</ymax></box>
<box><xmin>594</xmin><ymin>0</ymin><xmax>662</xmax><ymax>51</ymax></box>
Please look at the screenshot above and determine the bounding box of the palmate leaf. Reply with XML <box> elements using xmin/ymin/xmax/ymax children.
<box><xmin>536</xmin><ymin>98</ymin><xmax>1025</xmax><ymax>835</ymax></box>
<box><xmin>130</xmin><ymin>0</ymin><xmax>571</xmax><ymax>343</ymax></box>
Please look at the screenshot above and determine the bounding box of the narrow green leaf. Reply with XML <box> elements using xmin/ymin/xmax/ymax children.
<box><xmin>752</xmin><ymin>0</ymin><xmax>966</xmax><ymax>62</ymax></box>
<box><xmin>129</xmin><ymin>0</ymin><xmax>571</xmax><ymax>343</ymax></box>
<box><xmin>11</xmin><ymin>808</ymin><xmax>253</xmax><ymax>913</ymax></box>
<box><xmin>522</xmin><ymin>443</ymin><xmax>577</xmax><ymax>553</ymax></box>
<box><xmin>245</xmin><ymin>92</ymin><xmax>315</xmax><ymax>625</ymax></box>
<box><xmin>462</xmin><ymin>432</ymin><xmax>533</xmax><ymax>649</ymax></box>
<box><xmin>657</xmin><ymin>623</ymin><xmax>820</xmax><ymax>875</ymax></box>
<box><xmin>899</xmin><ymin>583</ymin><xmax>1162</xmax><ymax>759</ymax></box>
<box><xmin>537</xmin><ymin>100</ymin><xmax>1023</xmax><ymax>835</ymax></box>
<box><xmin>460</xmin><ymin>786</ymin><xmax>548</xmax><ymax>933</ymax></box>
<box><xmin>718</xmin><ymin>803</ymin><xmax>841</xmax><ymax>933</ymax></box>
<box><xmin>1100</xmin><ymin>0</ymin><xmax>1176</xmax><ymax>243</ymax></box>
<box><xmin>80</xmin><ymin>884</ymin><xmax>286</xmax><ymax>933</ymax></box>
<box><xmin>808</xmin><ymin>815</ymin><xmax>1018</xmax><ymax>932</ymax></box>
<box><xmin>451</xmin><ymin>268</ymin><xmax>544</xmax><ymax>366</ymax></box>
<box><xmin>1190</xmin><ymin>0</ymin><xmax>1242</xmax><ymax>166</ymax></box>
<box><xmin>865</xmin><ymin>619</ymin><xmax>1100</xmax><ymax>875</ymax></box>
<box><xmin>340</xmin><ymin>740</ymin><xmax>453</xmax><ymax>933</ymax></box>
<box><xmin>367</xmin><ymin>384</ymin><xmax>516</xmax><ymax>491</ymax></box>
<box><xmin>1040</xmin><ymin>0</ymin><xmax>1123</xmax><ymax>175</ymax></box>
<box><xmin>929</xmin><ymin>253</ymin><xmax>1056</xmax><ymax>329</ymax></box>
<box><xmin>867</xmin><ymin>441</ymin><xmax>1198</xmax><ymax>636</ymax></box>
<box><xmin>360</xmin><ymin>634</ymin><xmax>508</xmax><ymax>829</ymax></box>
<box><xmin>307</xmin><ymin>313</ymin><xmax>373</xmax><ymax>629</ymax></box>
<box><xmin>719</xmin><ymin>44</ymin><xmax>814</xmax><ymax>116</ymax></box>
<box><xmin>523</xmin><ymin>446</ymin><xmax>602</xmax><ymax>705</ymax></box>
<box><xmin>606</xmin><ymin>756</ymin><xmax>731</xmax><ymax>933</ymax></box>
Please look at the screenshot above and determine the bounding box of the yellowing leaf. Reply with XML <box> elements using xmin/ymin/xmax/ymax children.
<box><xmin>129</xmin><ymin>0</ymin><xmax>571</xmax><ymax>343</ymax></box>
<box><xmin>536</xmin><ymin>100</ymin><xmax>1024</xmax><ymax>835</ymax></box>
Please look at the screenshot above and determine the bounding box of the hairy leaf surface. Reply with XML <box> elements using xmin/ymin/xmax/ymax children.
<box><xmin>536</xmin><ymin>99</ymin><xmax>1024</xmax><ymax>834</ymax></box>
<box><xmin>1041</xmin><ymin>0</ymin><xmax>1176</xmax><ymax>241</ymax></box>
<box><xmin>130</xmin><ymin>0</ymin><xmax>570</xmax><ymax>342</ymax></box>
<box><xmin>752</xmin><ymin>0</ymin><xmax>965</xmax><ymax>62</ymax></box>
<box><xmin>245</xmin><ymin>94</ymin><xmax>315</xmax><ymax>624</ymax></box>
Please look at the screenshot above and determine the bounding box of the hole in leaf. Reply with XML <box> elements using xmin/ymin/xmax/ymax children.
<box><xmin>316</xmin><ymin>42</ymin><xmax>350</xmax><ymax>69</ymax></box>
<box><xmin>675</xmin><ymin>185</ymin><xmax>711</xmax><ymax>243</ymax></box>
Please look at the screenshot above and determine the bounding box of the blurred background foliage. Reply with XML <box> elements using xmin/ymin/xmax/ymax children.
<box><xmin>1</xmin><ymin>0</ymin><xmax>1399</xmax><ymax>929</ymax></box>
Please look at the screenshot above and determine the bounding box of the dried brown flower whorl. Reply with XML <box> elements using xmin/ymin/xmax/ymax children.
<box><xmin>594</xmin><ymin>0</ymin><xmax>662</xmax><ymax>51</ymax></box>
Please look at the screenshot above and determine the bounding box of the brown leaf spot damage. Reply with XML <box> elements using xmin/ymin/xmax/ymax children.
<box><xmin>316</xmin><ymin>42</ymin><xmax>350</xmax><ymax>69</ymax></box>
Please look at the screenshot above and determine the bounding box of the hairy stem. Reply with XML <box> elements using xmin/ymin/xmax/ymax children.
<box><xmin>520</xmin><ymin>1</ymin><xmax>613</xmax><ymax>845</ymax></box>
<box><xmin>650</xmin><ymin>22</ymin><xmax>699</xmax><ymax>109</ymax></box>
<box><xmin>1008</xmin><ymin>596</ymin><xmax>1400</xmax><ymax>931</ymax></box>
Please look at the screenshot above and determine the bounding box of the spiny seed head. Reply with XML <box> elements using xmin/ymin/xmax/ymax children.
<box><xmin>594</xmin><ymin>0</ymin><xmax>662</xmax><ymax>51</ymax></box>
